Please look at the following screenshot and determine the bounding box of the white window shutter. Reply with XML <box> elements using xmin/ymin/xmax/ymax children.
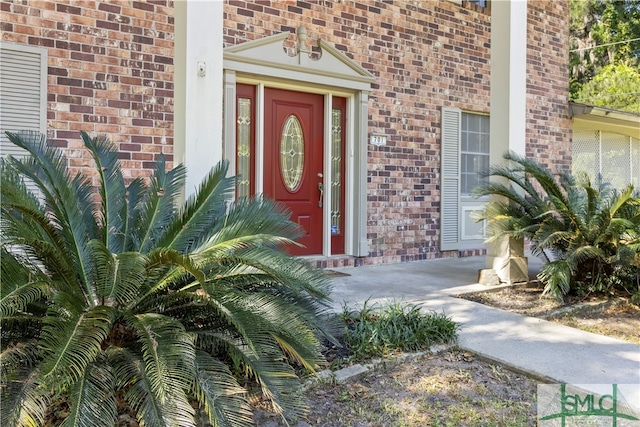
<box><xmin>0</xmin><ymin>43</ymin><xmax>47</xmax><ymax>156</ymax></box>
<box><xmin>440</xmin><ymin>106</ymin><xmax>461</xmax><ymax>251</ymax></box>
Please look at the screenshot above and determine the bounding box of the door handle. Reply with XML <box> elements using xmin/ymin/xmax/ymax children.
<box><xmin>317</xmin><ymin>182</ymin><xmax>324</xmax><ymax>207</ymax></box>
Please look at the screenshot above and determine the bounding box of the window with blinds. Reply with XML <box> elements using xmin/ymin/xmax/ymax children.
<box><xmin>1</xmin><ymin>43</ymin><xmax>47</xmax><ymax>197</ymax></box>
<box><xmin>0</xmin><ymin>43</ymin><xmax>47</xmax><ymax>157</ymax></box>
<box><xmin>440</xmin><ymin>107</ymin><xmax>489</xmax><ymax>251</ymax></box>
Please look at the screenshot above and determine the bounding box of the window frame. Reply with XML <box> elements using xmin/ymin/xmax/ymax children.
<box><xmin>440</xmin><ymin>107</ymin><xmax>488</xmax><ymax>251</ymax></box>
<box><xmin>235</xmin><ymin>83</ymin><xmax>257</xmax><ymax>197</ymax></box>
<box><xmin>460</xmin><ymin>112</ymin><xmax>490</xmax><ymax>198</ymax></box>
<box><xmin>0</xmin><ymin>42</ymin><xmax>48</xmax><ymax>156</ymax></box>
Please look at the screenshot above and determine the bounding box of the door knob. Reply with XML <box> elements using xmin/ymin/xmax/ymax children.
<box><xmin>317</xmin><ymin>182</ymin><xmax>324</xmax><ymax>207</ymax></box>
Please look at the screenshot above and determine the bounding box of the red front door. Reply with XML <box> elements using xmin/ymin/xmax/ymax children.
<box><xmin>264</xmin><ymin>88</ymin><xmax>324</xmax><ymax>255</ymax></box>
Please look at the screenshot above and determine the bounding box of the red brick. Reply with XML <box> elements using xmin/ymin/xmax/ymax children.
<box><xmin>3</xmin><ymin>0</ymin><xmax>569</xmax><ymax>264</ymax></box>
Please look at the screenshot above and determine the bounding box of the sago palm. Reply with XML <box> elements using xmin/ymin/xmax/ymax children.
<box><xmin>1</xmin><ymin>131</ymin><xmax>335</xmax><ymax>426</ymax></box>
<box><xmin>476</xmin><ymin>151</ymin><xmax>640</xmax><ymax>300</ymax></box>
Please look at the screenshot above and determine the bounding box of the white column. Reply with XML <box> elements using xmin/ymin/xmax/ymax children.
<box><xmin>485</xmin><ymin>0</ymin><xmax>529</xmax><ymax>284</ymax></box>
<box><xmin>323</xmin><ymin>93</ymin><xmax>333</xmax><ymax>257</ymax></box>
<box><xmin>354</xmin><ymin>91</ymin><xmax>370</xmax><ymax>257</ymax></box>
<box><xmin>174</xmin><ymin>0</ymin><xmax>224</xmax><ymax>196</ymax></box>
<box><xmin>223</xmin><ymin>70</ymin><xmax>237</xmax><ymax>177</ymax></box>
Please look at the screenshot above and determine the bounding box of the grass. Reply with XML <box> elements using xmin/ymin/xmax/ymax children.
<box><xmin>358</xmin><ymin>355</ymin><xmax>535</xmax><ymax>427</ymax></box>
<box><xmin>462</xmin><ymin>286</ymin><xmax>640</xmax><ymax>344</ymax></box>
<box><xmin>339</xmin><ymin>300</ymin><xmax>459</xmax><ymax>361</ymax></box>
<box><xmin>259</xmin><ymin>349</ymin><xmax>539</xmax><ymax>426</ymax></box>
<box><xmin>254</xmin><ymin>302</ymin><xmax>538</xmax><ymax>426</ymax></box>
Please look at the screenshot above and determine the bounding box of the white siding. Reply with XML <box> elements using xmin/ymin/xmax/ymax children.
<box><xmin>572</xmin><ymin>130</ymin><xmax>639</xmax><ymax>189</ymax></box>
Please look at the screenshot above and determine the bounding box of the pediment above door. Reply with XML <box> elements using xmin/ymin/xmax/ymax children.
<box><xmin>223</xmin><ymin>29</ymin><xmax>375</xmax><ymax>91</ymax></box>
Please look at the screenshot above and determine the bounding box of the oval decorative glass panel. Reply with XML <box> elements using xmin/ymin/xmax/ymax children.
<box><xmin>280</xmin><ymin>115</ymin><xmax>304</xmax><ymax>191</ymax></box>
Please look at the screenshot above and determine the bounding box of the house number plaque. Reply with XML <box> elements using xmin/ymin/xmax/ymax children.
<box><xmin>370</xmin><ymin>133</ymin><xmax>387</xmax><ymax>146</ymax></box>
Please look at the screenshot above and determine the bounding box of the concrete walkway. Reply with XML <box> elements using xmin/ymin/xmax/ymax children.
<box><xmin>327</xmin><ymin>256</ymin><xmax>640</xmax><ymax>411</ymax></box>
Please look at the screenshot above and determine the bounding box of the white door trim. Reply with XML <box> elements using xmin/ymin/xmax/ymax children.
<box><xmin>223</xmin><ymin>30</ymin><xmax>374</xmax><ymax>257</ymax></box>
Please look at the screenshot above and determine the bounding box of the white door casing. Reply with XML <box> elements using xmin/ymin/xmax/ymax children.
<box><xmin>222</xmin><ymin>29</ymin><xmax>375</xmax><ymax>258</ymax></box>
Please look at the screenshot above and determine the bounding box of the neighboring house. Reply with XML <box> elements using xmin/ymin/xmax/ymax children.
<box><xmin>0</xmin><ymin>0</ymin><xmax>571</xmax><ymax>268</ymax></box>
<box><xmin>570</xmin><ymin>102</ymin><xmax>640</xmax><ymax>190</ymax></box>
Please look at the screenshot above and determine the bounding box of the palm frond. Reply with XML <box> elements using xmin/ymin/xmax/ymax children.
<box><xmin>226</xmin><ymin>289</ymin><xmax>324</xmax><ymax>362</ymax></box>
<box><xmin>107</xmin><ymin>252</ymin><xmax>148</xmax><ymax>307</ymax></box>
<box><xmin>474</xmin><ymin>182</ymin><xmax>535</xmax><ymax>215</ymax></box>
<box><xmin>111</xmin><ymin>322</ymin><xmax>197</xmax><ymax>427</ymax></box>
<box><xmin>565</xmin><ymin>245</ymin><xmax>606</xmax><ymax>266</ymax></box>
<box><xmin>158</xmin><ymin>160</ymin><xmax>235</xmax><ymax>253</ymax></box>
<box><xmin>127</xmin><ymin>249</ymin><xmax>205</xmax><ymax>310</ymax></box>
<box><xmin>3</xmin><ymin>131</ymin><xmax>73</xmax><ymax>205</ymax></box>
<box><xmin>207</xmin><ymin>246</ymin><xmax>333</xmax><ymax>301</ymax></box>
<box><xmin>39</xmin><ymin>305</ymin><xmax>114</xmax><ymax>388</ymax></box>
<box><xmin>211</xmin><ymin>196</ymin><xmax>305</xmax><ymax>244</ymax></box>
<box><xmin>128</xmin><ymin>313</ymin><xmax>195</xmax><ymax>401</ymax></box>
<box><xmin>201</xmin><ymin>322</ymin><xmax>307</xmax><ymax>421</ymax></box>
<box><xmin>109</xmin><ymin>348</ymin><xmax>176</xmax><ymax>427</ymax></box>
<box><xmin>121</xmin><ymin>177</ymin><xmax>146</xmax><ymax>252</ymax></box>
<box><xmin>86</xmin><ymin>240</ymin><xmax>151</xmax><ymax>308</ymax></box>
<box><xmin>1</xmin><ymin>341</ymin><xmax>39</xmax><ymax>379</ymax></box>
<box><xmin>2</xmin><ymin>130</ymin><xmax>339</xmax><ymax>425</ymax></box>
<box><xmin>503</xmin><ymin>151</ymin><xmax>570</xmax><ymax>208</ymax></box>
<box><xmin>273</xmin><ymin>335</ymin><xmax>319</xmax><ymax>373</ymax></box>
<box><xmin>191</xmin><ymin>351</ymin><xmax>253</xmax><ymax>427</ymax></box>
<box><xmin>534</xmin><ymin>229</ymin><xmax>575</xmax><ymax>252</ymax></box>
<box><xmin>1</xmin><ymin>366</ymin><xmax>49</xmax><ymax>427</ymax></box>
<box><xmin>134</xmin><ymin>156</ymin><xmax>186</xmax><ymax>253</ymax></box>
<box><xmin>0</xmin><ymin>279</ymin><xmax>47</xmax><ymax>319</ymax></box>
<box><xmin>190</xmin><ymin>288</ymin><xmax>324</xmax><ymax>419</ymax></box>
<box><xmin>239</xmin><ymin>341</ymin><xmax>307</xmax><ymax>420</ymax></box>
<box><xmin>1</xmin><ymin>234</ymin><xmax>79</xmax><ymax>297</ymax></box>
<box><xmin>80</xmin><ymin>131</ymin><xmax>127</xmax><ymax>253</ymax></box>
<box><xmin>1</xmin><ymin>164</ymin><xmax>80</xmax><ymax>292</ymax></box>
<box><xmin>608</xmin><ymin>185</ymin><xmax>635</xmax><ymax>217</ymax></box>
<box><xmin>1</xmin><ymin>310</ymin><xmax>45</xmax><ymax>346</ymax></box>
<box><xmin>538</xmin><ymin>260</ymin><xmax>572</xmax><ymax>300</ymax></box>
<box><xmin>4</xmin><ymin>131</ymin><xmax>100</xmax><ymax>305</ymax></box>
<box><xmin>0</xmin><ymin>155</ymin><xmax>43</xmax><ymax>209</ymax></box>
<box><xmin>601</xmin><ymin>218</ymin><xmax>635</xmax><ymax>243</ymax></box>
<box><xmin>60</xmin><ymin>362</ymin><xmax>117</xmax><ymax>427</ymax></box>
<box><xmin>197</xmin><ymin>235</ymin><xmax>301</xmax><ymax>265</ymax></box>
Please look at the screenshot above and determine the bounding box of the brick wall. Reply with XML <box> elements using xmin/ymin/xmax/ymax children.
<box><xmin>225</xmin><ymin>0</ymin><xmax>490</xmax><ymax>264</ymax></box>
<box><xmin>0</xmin><ymin>0</ymin><xmax>175</xmax><ymax>180</ymax></box>
<box><xmin>225</xmin><ymin>0</ymin><xmax>571</xmax><ymax>265</ymax></box>
<box><xmin>526</xmin><ymin>1</ymin><xmax>572</xmax><ymax>173</ymax></box>
<box><xmin>1</xmin><ymin>0</ymin><xmax>570</xmax><ymax>265</ymax></box>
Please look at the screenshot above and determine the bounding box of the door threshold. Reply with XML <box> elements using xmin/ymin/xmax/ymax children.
<box><xmin>299</xmin><ymin>255</ymin><xmax>365</xmax><ymax>269</ymax></box>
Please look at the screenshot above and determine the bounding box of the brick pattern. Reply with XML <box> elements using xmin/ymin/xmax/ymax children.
<box><xmin>224</xmin><ymin>0</ymin><xmax>570</xmax><ymax>265</ymax></box>
<box><xmin>526</xmin><ymin>1</ymin><xmax>572</xmax><ymax>173</ymax></box>
<box><xmin>1</xmin><ymin>0</ymin><xmax>175</xmax><ymax>181</ymax></box>
<box><xmin>1</xmin><ymin>1</ymin><xmax>570</xmax><ymax>266</ymax></box>
<box><xmin>225</xmin><ymin>1</ymin><xmax>533</xmax><ymax>265</ymax></box>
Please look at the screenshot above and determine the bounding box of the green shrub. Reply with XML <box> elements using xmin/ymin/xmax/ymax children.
<box><xmin>340</xmin><ymin>300</ymin><xmax>458</xmax><ymax>360</ymax></box>
<box><xmin>0</xmin><ymin>131</ymin><xmax>335</xmax><ymax>426</ymax></box>
<box><xmin>476</xmin><ymin>151</ymin><xmax>640</xmax><ymax>301</ymax></box>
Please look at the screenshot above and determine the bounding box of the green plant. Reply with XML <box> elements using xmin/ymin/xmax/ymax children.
<box><xmin>340</xmin><ymin>300</ymin><xmax>458</xmax><ymax>360</ymax></box>
<box><xmin>0</xmin><ymin>131</ymin><xmax>335</xmax><ymax>426</ymax></box>
<box><xmin>476</xmin><ymin>151</ymin><xmax>640</xmax><ymax>300</ymax></box>
<box><xmin>575</xmin><ymin>63</ymin><xmax>640</xmax><ymax>113</ymax></box>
